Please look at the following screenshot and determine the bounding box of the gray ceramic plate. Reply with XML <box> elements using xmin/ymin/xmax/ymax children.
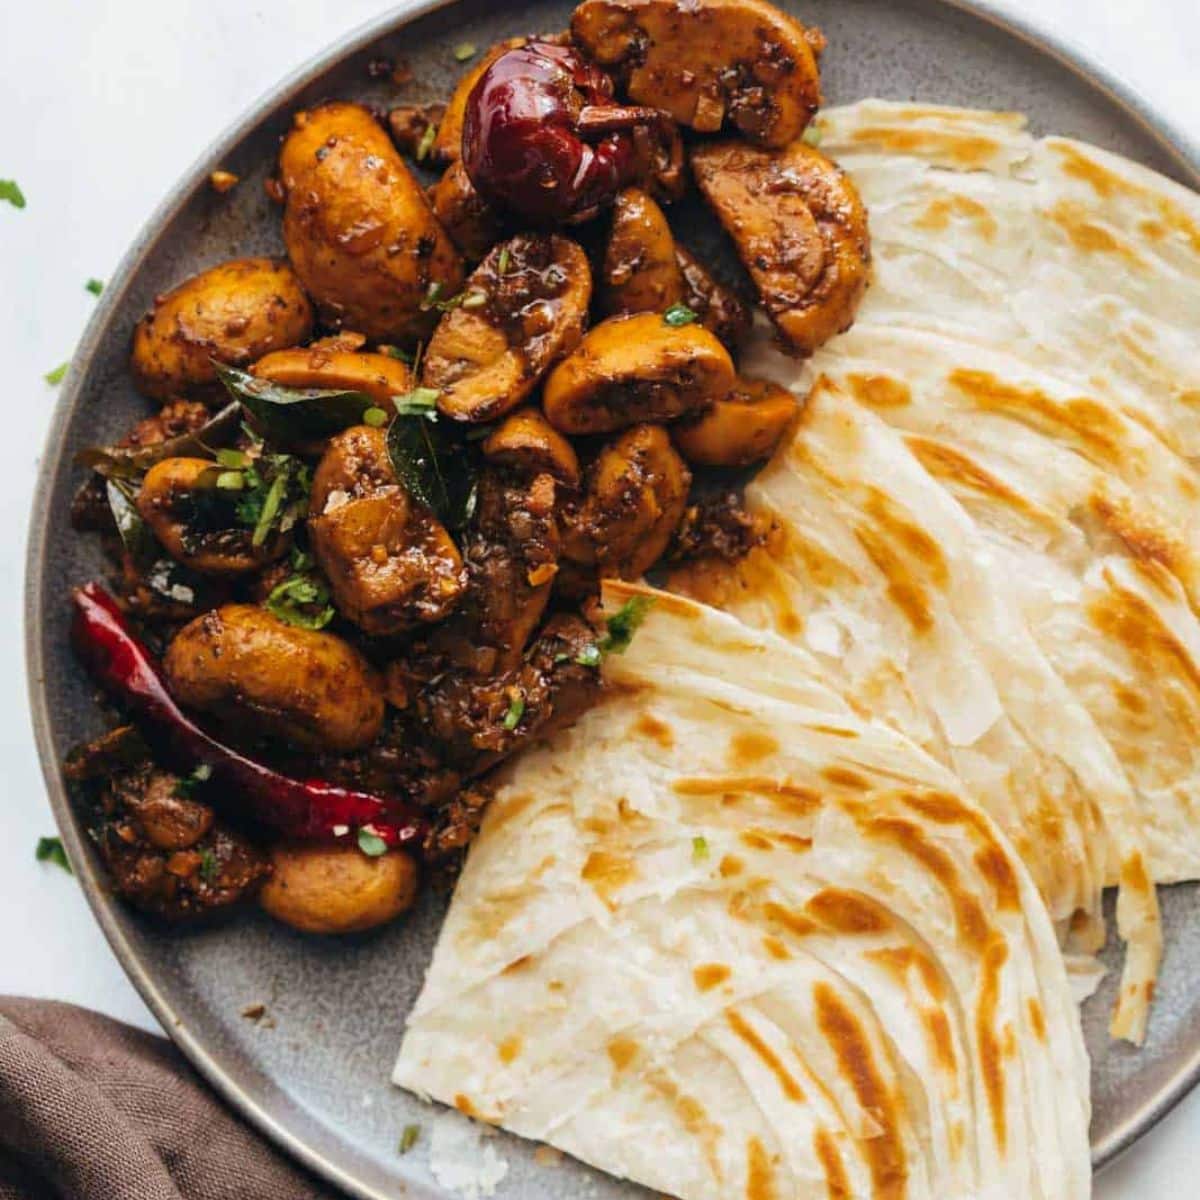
<box><xmin>25</xmin><ymin>1</ymin><xmax>1200</xmax><ymax>1196</ymax></box>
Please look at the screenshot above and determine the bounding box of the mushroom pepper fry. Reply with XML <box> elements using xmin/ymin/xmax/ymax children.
<box><xmin>70</xmin><ymin>583</ymin><xmax>426</xmax><ymax>848</ymax></box>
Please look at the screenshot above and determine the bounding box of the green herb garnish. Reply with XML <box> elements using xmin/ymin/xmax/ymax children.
<box><xmin>358</xmin><ymin>828</ymin><xmax>388</xmax><ymax>858</ymax></box>
<box><xmin>214</xmin><ymin>362</ymin><xmax>383</xmax><ymax>443</ymax></box>
<box><xmin>216</xmin><ymin>448</ymin><xmax>249</xmax><ymax>469</ymax></box>
<box><xmin>496</xmin><ymin>247</ymin><xmax>511</xmax><ymax>275</ymax></box>
<box><xmin>198</xmin><ymin>848</ymin><xmax>219</xmax><ymax>883</ymax></box>
<box><xmin>381</xmin><ymin>344</ymin><xmax>414</xmax><ymax>363</ymax></box>
<box><xmin>663</xmin><ymin>303</ymin><xmax>698</xmax><ymax>328</ymax></box>
<box><xmin>502</xmin><ymin>693</ymin><xmax>525</xmax><ymax>732</ymax></box>
<box><xmin>802</xmin><ymin>122</ymin><xmax>823</xmax><ymax>147</ymax></box>
<box><xmin>44</xmin><ymin>361</ymin><xmax>69</xmax><ymax>385</ymax></box>
<box><xmin>215</xmin><ymin>470</ymin><xmax>244</xmax><ymax>490</ymax></box>
<box><xmin>387</xmin><ymin>400</ymin><xmax>477</xmax><ymax>529</ymax></box>
<box><xmin>600</xmin><ymin>596</ymin><xmax>655</xmax><ymax>655</ymax></box>
<box><xmin>415</xmin><ymin>123</ymin><xmax>437</xmax><ymax>162</ymax></box>
<box><xmin>453</xmin><ymin>41</ymin><xmax>477</xmax><ymax>61</ymax></box>
<box><xmin>575</xmin><ymin>643</ymin><xmax>602</xmax><ymax>668</ymax></box>
<box><xmin>398</xmin><ymin>1124</ymin><xmax>422</xmax><ymax>1155</ymax></box>
<box><xmin>362</xmin><ymin>406</ymin><xmax>389</xmax><ymax>428</ymax></box>
<box><xmin>35</xmin><ymin>836</ymin><xmax>72</xmax><ymax>874</ymax></box>
<box><xmin>392</xmin><ymin>387</ymin><xmax>440</xmax><ymax>416</ymax></box>
<box><xmin>85</xmin><ymin>278</ymin><xmax>104</xmax><ymax>296</ymax></box>
<box><xmin>460</xmin><ymin>290</ymin><xmax>488</xmax><ymax>310</ymax></box>
<box><xmin>175</xmin><ymin>763</ymin><xmax>213</xmax><ymax>799</ymax></box>
<box><xmin>0</xmin><ymin>180</ymin><xmax>26</xmax><ymax>209</ymax></box>
<box><xmin>692</xmin><ymin>836</ymin><xmax>709</xmax><ymax>863</ymax></box>
<box><xmin>266</xmin><ymin>572</ymin><xmax>335</xmax><ymax>630</ymax></box>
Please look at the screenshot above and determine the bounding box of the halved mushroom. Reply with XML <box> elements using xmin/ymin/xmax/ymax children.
<box><xmin>252</xmin><ymin>345</ymin><xmax>413</xmax><ymax>404</ymax></box>
<box><xmin>137</xmin><ymin>457</ymin><xmax>289</xmax><ymax>575</ymax></box>
<box><xmin>308</xmin><ymin>426</ymin><xmax>466</xmax><ymax>635</ymax></box>
<box><xmin>542</xmin><ymin>311</ymin><xmax>735</xmax><ymax>435</ymax></box>
<box><xmin>482</xmin><ymin>409</ymin><xmax>581</xmax><ymax>487</ymax></box>
<box><xmin>571</xmin><ymin>0</ymin><xmax>824</xmax><ymax>148</ymax></box>
<box><xmin>562</xmin><ymin>423</ymin><xmax>691</xmax><ymax>579</ymax></box>
<box><xmin>674</xmin><ymin>244</ymin><xmax>753</xmax><ymax>351</ymax></box>
<box><xmin>672</xmin><ymin>376</ymin><xmax>798</xmax><ymax>466</ymax></box>
<box><xmin>600</xmin><ymin>187</ymin><xmax>685</xmax><ymax>317</ymax></box>
<box><xmin>428</xmin><ymin>161</ymin><xmax>507</xmax><ymax>263</ymax></box>
<box><xmin>691</xmin><ymin>139</ymin><xmax>870</xmax><ymax>356</ymax></box>
<box><xmin>421</xmin><ymin>234</ymin><xmax>592</xmax><ymax>423</ymax></box>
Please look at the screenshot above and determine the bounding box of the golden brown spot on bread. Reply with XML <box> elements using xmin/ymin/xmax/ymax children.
<box><xmin>1053</xmin><ymin>142</ymin><xmax>1200</xmax><ymax>255</ymax></box>
<box><xmin>813</xmin><ymin>983</ymin><xmax>909</xmax><ymax>1198</ymax></box>
<box><xmin>1120</xmin><ymin>852</ymin><xmax>1153</xmax><ymax>898</ymax></box>
<box><xmin>813</xmin><ymin>1129</ymin><xmax>852</xmax><ymax>1199</ymax></box>
<box><xmin>847</xmin><ymin>372</ymin><xmax>912</xmax><ymax>409</ymax></box>
<box><xmin>581</xmin><ymin>850</ymin><xmax>637</xmax><ymax>906</ymax></box>
<box><xmin>849</xmin><ymin>125</ymin><xmax>999</xmax><ymax>168</ymax></box>
<box><xmin>1086</xmin><ymin>492</ymin><xmax>1187</xmax><ymax>588</ymax></box>
<box><xmin>764</xmin><ymin>900</ymin><xmax>820</xmax><ymax>940</ymax></box>
<box><xmin>454</xmin><ymin>1093</ymin><xmax>487</xmax><ymax>1120</ymax></box>
<box><xmin>807</xmin><ymin>888</ymin><xmax>894</xmax><ymax>934</ymax></box>
<box><xmin>906</xmin><ymin>435</ymin><xmax>1057</xmax><ymax>530</ymax></box>
<box><xmin>497</xmin><ymin>1035</ymin><xmax>522</xmax><ymax>1064</ymax></box>
<box><xmin>822</xmin><ymin>766</ymin><xmax>870</xmax><ymax>790</ymax></box>
<box><xmin>1048</xmin><ymin>201</ymin><xmax>1145</xmax><ymax>266</ymax></box>
<box><xmin>1089</xmin><ymin>584</ymin><xmax>1200</xmax><ymax>699</ymax></box>
<box><xmin>1028</xmin><ymin>997</ymin><xmax>1047</xmax><ymax>1043</ymax></box>
<box><xmin>762</xmin><ymin>935</ymin><xmax>791</xmax><ymax>960</ymax></box>
<box><xmin>502</xmin><ymin>955</ymin><xmax>532</xmax><ymax>974</ymax></box>
<box><xmin>913</xmin><ymin>194</ymin><xmax>999</xmax><ymax>240</ymax></box>
<box><xmin>727</xmin><ymin>1011</ymin><xmax>805</xmax><ymax>1102</ymax></box>
<box><xmin>746</xmin><ymin>1136</ymin><xmax>779</xmax><ymax>1200</ymax></box>
<box><xmin>646</xmin><ymin>1072</ymin><xmax>723</xmax><ymax>1182</ymax></box>
<box><xmin>729</xmin><ymin>730</ymin><xmax>781</xmax><ymax>767</ymax></box>
<box><xmin>741</xmin><ymin>830</ymin><xmax>775</xmax><ymax>852</ymax></box>
<box><xmin>854</xmin><ymin>522</ymin><xmax>935</xmax><ymax>634</ymax></box>
<box><xmin>720</xmin><ymin>854</ymin><xmax>745</xmax><ymax>877</ymax></box>
<box><xmin>694</xmin><ymin>963</ymin><xmax>733</xmax><ymax>991</ymax></box>
<box><xmin>674</xmin><ymin>776</ymin><xmax>822</xmax><ymax>815</ymax></box>
<box><xmin>809</xmin><ymin>723</ymin><xmax>860</xmax><ymax>739</ymax></box>
<box><xmin>950</xmin><ymin>368</ymin><xmax>1129</xmax><ymax>468</ymax></box>
<box><xmin>924</xmin><ymin>1007</ymin><xmax>958</xmax><ymax>1075</ymax></box>
<box><xmin>634</xmin><ymin>713</ymin><xmax>675</xmax><ymax>748</ymax></box>
<box><xmin>866</xmin><ymin>816</ymin><xmax>991</xmax><ymax>953</ymax></box>
<box><xmin>608</xmin><ymin>1036</ymin><xmax>638</xmax><ymax>1071</ymax></box>
<box><xmin>866</xmin><ymin>946</ymin><xmax>947</xmax><ymax>1002</ymax></box>
<box><xmin>486</xmin><ymin>790</ymin><xmax>537</xmax><ymax>833</ymax></box>
<box><xmin>977</xmin><ymin>935</ymin><xmax>1010</xmax><ymax>1153</ymax></box>
<box><xmin>973</xmin><ymin>845</ymin><xmax>1021</xmax><ymax>911</ymax></box>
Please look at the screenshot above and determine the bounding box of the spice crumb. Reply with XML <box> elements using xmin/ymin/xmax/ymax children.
<box><xmin>241</xmin><ymin>1002</ymin><xmax>267</xmax><ymax>1022</ymax></box>
<box><xmin>210</xmin><ymin>170</ymin><xmax>239</xmax><ymax>194</ymax></box>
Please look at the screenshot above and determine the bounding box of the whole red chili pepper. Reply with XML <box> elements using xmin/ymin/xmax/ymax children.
<box><xmin>463</xmin><ymin>41</ymin><xmax>667</xmax><ymax>224</ymax></box>
<box><xmin>71</xmin><ymin>583</ymin><xmax>425</xmax><ymax>849</ymax></box>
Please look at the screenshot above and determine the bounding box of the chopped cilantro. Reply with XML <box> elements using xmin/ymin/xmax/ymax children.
<box><xmin>496</xmin><ymin>246</ymin><xmax>511</xmax><ymax>275</ymax></box>
<box><xmin>663</xmin><ymin>303</ymin><xmax>698</xmax><ymax>328</ymax></box>
<box><xmin>358</xmin><ymin>828</ymin><xmax>388</xmax><ymax>858</ymax></box>
<box><xmin>0</xmin><ymin>180</ymin><xmax>26</xmax><ymax>209</ymax></box>
<box><xmin>215</xmin><ymin>448</ymin><xmax>249</xmax><ymax>469</ymax></box>
<box><xmin>35</xmin><ymin>836</ymin><xmax>72</xmax><ymax>874</ymax></box>
<box><xmin>85</xmin><ymin>278</ymin><xmax>104</xmax><ymax>296</ymax></box>
<box><xmin>502</xmin><ymin>693</ymin><xmax>526</xmax><ymax>732</ymax></box>
<box><xmin>215</xmin><ymin>470</ymin><xmax>244</xmax><ymax>490</ymax></box>
<box><xmin>692</xmin><ymin>836</ymin><xmax>709</xmax><ymax>863</ymax></box>
<box><xmin>362</xmin><ymin>406</ymin><xmax>389</xmax><ymax>428</ymax></box>
<box><xmin>453</xmin><ymin>41</ymin><xmax>477</xmax><ymax>61</ymax></box>
<box><xmin>398</xmin><ymin>1124</ymin><xmax>422</xmax><ymax>1154</ymax></box>
<box><xmin>44</xmin><ymin>361</ymin><xmax>69</xmax><ymax>385</ymax></box>
<box><xmin>575</xmin><ymin>643</ymin><xmax>602</xmax><ymax>668</ymax></box>
<box><xmin>392</xmin><ymin>387</ymin><xmax>441</xmax><ymax>416</ymax></box>
<box><xmin>802</xmin><ymin>122</ymin><xmax>823</xmax><ymax>147</ymax></box>
<box><xmin>198</xmin><ymin>848</ymin><xmax>219</xmax><ymax>883</ymax></box>
<box><xmin>460</xmin><ymin>289</ymin><xmax>488</xmax><ymax>310</ymax></box>
<box><xmin>266</xmin><ymin>572</ymin><xmax>335</xmax><ymax>630</ymax></box>
<box><xmin>415</xmin><ymin>123</ymin><xmax>437</xmax><ymax>162</ymax></box>
<box><xmin>175</xmin><ymin>763</ymin><xmax>213</xmax><ymax>799</ymax></box>
<box><xmin>600</xmin><ymin>596</ymin><xmax>655</xmax><ymax>655</ymax></box>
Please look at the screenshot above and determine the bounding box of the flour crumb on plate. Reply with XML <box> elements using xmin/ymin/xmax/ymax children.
<box><xmin>430</xmin><ymin>1110</ymin><xmax>509</xmax><ymax>1198</ymax></box>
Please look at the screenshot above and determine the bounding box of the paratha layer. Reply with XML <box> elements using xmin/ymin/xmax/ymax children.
<box><xmin>396</xmin><ymin>584</ymin><xmax>1089</xmax><ymax>1200</ymax></box>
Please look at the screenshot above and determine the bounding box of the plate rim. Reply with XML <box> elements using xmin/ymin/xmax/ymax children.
<box><xmin>23</xmin><ymin>0</ymin><xmax>1200</xmax><ymax>1193</ymax></box>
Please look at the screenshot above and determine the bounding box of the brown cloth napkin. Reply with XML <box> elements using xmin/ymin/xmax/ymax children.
<box><xmin>0</xmin><ymin>998</ymin><xmax>339</xmax><ymax>1200</ymax></box>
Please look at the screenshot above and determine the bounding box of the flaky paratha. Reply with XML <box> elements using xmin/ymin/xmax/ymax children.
<box><xmin>396</xmin><ymin>583</ymin><xmax>1089</xmax><ymax>1200</ymax></box>
<box><xmin>679</xmin><ymin>100</ymin><xmax>1200</xmax><ymax>1041</ymax></box>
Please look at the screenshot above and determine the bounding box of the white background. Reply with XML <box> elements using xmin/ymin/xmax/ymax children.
<box><xmin>0</xmin><ymin>1</ymin><xmax>1196</xmax><ymax>1195</ymax></box>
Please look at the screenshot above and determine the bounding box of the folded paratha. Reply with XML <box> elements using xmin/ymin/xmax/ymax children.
<box><xmin>678</xmin><ymin>99</ymin><xmax>1200</xmax><ymax>1042</ymax></box>
<box><xmin>396</xmin><ymin>583</ymin><xmax>1090</xmax><ymax>1200</ymax></box>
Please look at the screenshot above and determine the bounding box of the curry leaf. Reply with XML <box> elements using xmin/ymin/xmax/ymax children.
<box><xmin>386</xmin><ymin>409</ymin><xmax>476</xmax><ymax>530</ymax></box>
<box><xmin>214</xmin><ymin>363</ymin><xmax>382</xmax><ymax>443</ymax></box>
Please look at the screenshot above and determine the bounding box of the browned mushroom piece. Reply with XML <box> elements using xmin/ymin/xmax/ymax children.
<box><xmin>691</xmin><ymin>138</ymin><xmax>870</xmax><ymax>356</ymax></box>
<box><xmin>427</xmin><ymin>160</ymin><xmax>508</xmax><ymax>264</ymax></box>
<box><xmin>672</xmin><ymin>375</ymin><xmax>799</xmax><ymax>467</ymax></box>
<box><xmin>571</xmin><ymin>0</ymin><xmax>824</xmax><ymax>147</ymax></box>
<box><xmin>421</xmin><ymin>233</ymin><xmax>592</xmax><ymax>423</ymax></box>
<box><xmin>600</xmin><ymin>187</ymin><xmax>685</xmax><ymax>318</ymax></box>
<box><xmin>482</xmin><ymin>409</ymin><xmax>581</xmax><ymax>487</ymax></box>
<box><xmin>307</xmin><ymin>425</ymin><xmax>467</xmax><ymax>635</ymax></box>
<box><xmin>562</xmin><ymin>423</ymin><xmax>691</xmax><ymax>579</ymax></box>
<box><xmin>674</xmin><ymin>244</ymin><xmax>753</xmax><ymax>352</ymax></box>
<box><xmin>251</xmin><ymin>345</ymin><xmax>413</xmax><ymax>403</ymax></box>
<box><xmin>542</xmin><ymin>311</ymin><xmax>735</xmax><ymax>435</ymax></box>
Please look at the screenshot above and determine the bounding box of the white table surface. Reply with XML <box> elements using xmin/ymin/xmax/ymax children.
<box><xmin>1</xmin><ymin>0</ymin><xmax>1196</xmax><ymax>1195</ymax></box>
